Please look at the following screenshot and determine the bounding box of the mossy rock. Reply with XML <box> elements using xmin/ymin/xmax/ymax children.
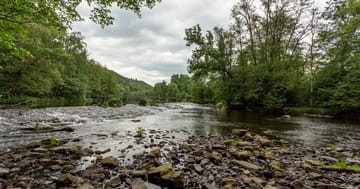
<box><xmin>58</xmin><ymin>173</ymin><xmax>79</xmax><ymax>186</ymax></box>
<box><xmin>150</xmin><ymin>148</ymin><xmax>161</xmax><ymax>158</ymax></box>
<box><xmin>148</xmin><ymin>163</ymin><xmax>173</xmax><ymax>175</ymax></box>
<box><xmin>101</xmin><ymin>156</ymin><xmax>119</xmax><ymax>168</ymax></box>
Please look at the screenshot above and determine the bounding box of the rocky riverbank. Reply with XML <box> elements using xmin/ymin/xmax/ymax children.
<box><xmin>0</xmin><ymin>128</ymin><xmax>359</xmax><ymax>189</ymax></box>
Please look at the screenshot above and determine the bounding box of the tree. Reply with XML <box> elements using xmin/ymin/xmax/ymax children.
<box><xmin>0</xmin><ymin>0</ymin><xmax>161</xmax><ymax>62</ymax></box>
<box><xmin>316</xmin><ymin>0</ymin><xmax>360</xmax><ymax>112</ymax></box>
<box><xmin>153</xmin><ymin>81</ymin><xmax>167</xmax><ymax>101</ymax></box>
<box><xmin>166</xmin><ymin>83</ymin><xmax>179</xmax><ymax>102</ymax></box>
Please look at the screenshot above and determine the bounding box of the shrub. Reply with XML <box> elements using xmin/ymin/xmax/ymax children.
<box><xmin>139</xmin><ymin>99</ymin><xmax>147</xmax><ymax>106</ymax></box>
<box><xmin>134</xmin><ymin>127</ymin><xmax>145</xmax><ymax>138</ymax></box>
<box><xmin>103</xmin><ymin>98</ymin><xmax>123</xmax><ymax>107</ymax></box>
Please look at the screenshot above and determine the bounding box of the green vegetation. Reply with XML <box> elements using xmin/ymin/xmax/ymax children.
<box><xmin>50</xmin><ymin>136</ymin><xmax>57</xmax><ymax>146</ymax></box>
<box><xmin>150</xmin><ymin>0</ymin><xmax>360</xmax><ymax>119</ymax></box>
<box><xmin>34</xmin><ymin>123</ymin><xmax>40</xmax><ymax>132</ymax></box>
<box><xmin>139</xmin><ymin>99</ymin><xmax>147</xmax><ymax>106</ymax></box>
<box><xmin>329</xmin><ymin>161</ymin><xmax>360</xmax><ymax>172</ymax></box>
<box><xmin>134</xmin><ymin>127</ymin><xmax>145</xmax><ymax>138</ymax></box>
<box><xmin>0</xmin><ymin>0</ymin><xmax>156</xmax><ymax>107</ymax></box>
<box><xmin>103</xmin><ymin>98</ymin><xmax>123</xmax><ymax>107</ymax></box>
<box><xmin>330</xmin><ymin>145</ymin><xmax>337</xmax><ymax>151</ymax></box>
<box><xmin>0</xmin><ymin>24</ymin><xmax>152</xmax><ymax>107</ymax></box>
<box><xmin>265</xmin><ymin>150</ymin><xmax>273</xmax><ymax>159</ymax></box>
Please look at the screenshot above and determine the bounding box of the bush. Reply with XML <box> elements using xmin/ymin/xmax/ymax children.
<box><xmin>139</xmin><ymin>99</ymin><xmax>147</xmax><ymax>106</ymax></box>
<box><xmin>103</xmin><ymin>98</ymin><xmax>123</xmax><ymax>107</ymax></box>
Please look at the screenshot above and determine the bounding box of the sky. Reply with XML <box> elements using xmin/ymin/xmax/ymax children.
<box><xmin>72</xmin><ymin>0</ymin><xmax>327</xmax><ymax>86</ymax></box>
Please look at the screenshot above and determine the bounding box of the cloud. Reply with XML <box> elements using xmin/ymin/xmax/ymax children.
<box><xmin>72</xmin><ymin>0</ymin><xmax>238</xmax><ymax>85</ymax></box>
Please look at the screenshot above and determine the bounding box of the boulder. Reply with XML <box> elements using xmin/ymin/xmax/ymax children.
<box><xmin>148</xmin><ymin>163</ymin><xmax>184</xmax><ymax>189</ymax></box>
<box><xmin>0</xmin><ymin>167</ymin><xmax>9</xmax><ymax>177</ymax></box>
<box><xmin>131</xmin><ymin>178</ymin><xmax>146</xmax><ymax>189</ymax></box>
<box><xmin>101</xmin><ymin>156</ymin><xmax>119</xmax><ymax>168</ymax></box>
<box><xmin>194</xmin><ymin>164</ymin><xmax>204</xmax><ymax>173</ymax></box>
<box><xmin>150</xmin><ymin>148</ymin><xmax>161</xmax><ymax>158</ymax></box>
<box><xmin>231</xmin><ymin>160</ymin><xmax>262</xmax><ymax>170</ymax></box>
<box><xmin>231</xmin><ymin>129</ymin><xmax>248</xmax><ymax>136</ymax></box>
<box><xmin>230</xmin><ymin>149</ymin><xmax>252</xmax><ymax>160</ymax></box>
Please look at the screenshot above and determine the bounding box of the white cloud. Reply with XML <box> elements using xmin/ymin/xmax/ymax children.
<box><xmin>72</xmin><ymin>0</ymin><xmax>238</xmax><ymax>85</ymax></box>
<box><xmin>72</xmin><ymin>0</ymin><xmax>328</xmax><ymax>85</ymax></box>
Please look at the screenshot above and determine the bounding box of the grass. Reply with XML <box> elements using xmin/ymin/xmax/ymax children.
<box><xmin>50</xmin><ymin>136</ymin><xmax>57</xmax><ymax>145</ymax></box>
<box><xmin>329</xmin><ymin>145</ymin><xmax>337</xmax><ymax>151</ymax></box>
<box><xmin>34</xmin><ymin>122</ymin><xmax>40</xmax><ymax>132</ymax></box>
<box><xmin>134</xmin><ymin>127</ymin><xmax>145</xmax><ymax>138</ymax></box>
<box><xmin>265</xmin><ymin>150</ymin><xmax>273</xmax><ymax>159</ymax></box>
<box><xmin>228</xmin><ymin>138</ymin><xmax>243</xmax><ymax>145</ymax></box>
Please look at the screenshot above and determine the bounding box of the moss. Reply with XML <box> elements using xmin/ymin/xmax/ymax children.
<box><xmin>265</xmin><ymin>150</ymin><xmax>273</xmax><ymax>159</ymax></box>
<box><xmin>228</xmin><ymin>138</ymin><xmax>243</xmax><ymax>145</ymax></box>
<box><xmin>329</xmin><ymin>145</ymin><xmax>337</xmax><ymax>151</ymax></box>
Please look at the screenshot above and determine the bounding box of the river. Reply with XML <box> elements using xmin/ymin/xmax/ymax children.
<box><xmin>1</xmin><ymin>103</ymin><xmax>359</xmax><ymax>156</ymax></box>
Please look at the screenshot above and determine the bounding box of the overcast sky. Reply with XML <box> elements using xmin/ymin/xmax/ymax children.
<box><xmin>72</xmin><ymin>0</ymin><xmax>327</xmax><ymax>86</ymax></box>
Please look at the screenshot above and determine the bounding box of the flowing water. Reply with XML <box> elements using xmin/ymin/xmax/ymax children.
<box><xmin>1</xmin><ymin>102</ymin><xmax>359</xmax><ymax>156</ymax></box>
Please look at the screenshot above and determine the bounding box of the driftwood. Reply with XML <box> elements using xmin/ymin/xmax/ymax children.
<box><xmin>0</xmin><ymin>100</ymin><xmax>32</xmax><ymax>109</ymax></box>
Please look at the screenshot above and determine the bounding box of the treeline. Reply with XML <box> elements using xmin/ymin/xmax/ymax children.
<box><xmin>181</xmin><ymin>0</ymin><xmax>360</xmax><ymax>117</ymax></box>
<box><xmin>0</xmin><ymin>24</ymin><xmax>151</xmax><ymax>107</ymax></box>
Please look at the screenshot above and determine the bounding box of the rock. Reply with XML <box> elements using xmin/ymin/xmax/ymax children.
<box><xmin>231</xmin><ymin>129</ymin><xmax>248</xmax><ymax>136</ymax></box>
<box><xmin>202</xmin><ymin>183</ymin><xmax>218</xmax><ymax>189</ymax></box>
<box><xmin>161</xmin><ymin>170</ymin><xmax>184</xmax><ymax>189</ymax></box>
<box><xmin>52</xmin><ymin>126</ymin><xmax>75</xmax><ymax>132</ymax></box>
<box><xmin>222</xmin><ymin>178</ymin><xmax>236</xmax><ymax>184</ymax></box>
<box><xmin>255</xmin><ymin>135</ymin><xmax>271</xmax><ymax>146</ymax></box>
<box><xmin>316</xmin><ymin>183</ymin><xmax>341</xmax><ymax>189</ymax></box>
<box><xmin>148</xmin><ymin>163</ymin><xmax>184</xmax><ymax>189</ymax></box>
<box><xmin>150</xmin><ymin>148</ymin><xmax>161</xmax><ymax>158</ymax></box>
<box><xmin>32</xmin><ymin>147</ymin><xmax>47</xmax><ymax>153</ymax></box>
<box><xmin>77</xmin><ymin>183</ymin><xmax>95</xmax><ymax>189</ymax></box>
<box><xmin>51</xmin><ymin>145</ymin><xmax>81</xmax><ymax>153</ymax></box>
<box><xmin>131</xmin><ymin>119</ymin><xmax>141</xmax><ymax>122</ymax></box>
<box><xmin>131</xmin><ymin>178</ymin><xmax>146</xmax><ymax>189</ymax></box>
<box><xmin>131</xmin><ymin>170</ymin><xmax>147</xmax><ymax>177</ymax></box>
<box><xmin>231</xmin><ymin>160</ymin><xmax>262</xmax><ymax>170</ymax></box>
<box><xmin>212</xmin><ymin>144</ymin><xmax>224</xmax><ymax>150</ymax></box>
<box><xmin>0</xmin><ymin>167</ymin><xmax>10</xmax><ymax>177</ymax></box>
<box><xmin>107</xmin><ymin>177</ymin><xmax>122</xmax><ymax>188</ymax></box>
<box><xmin>101</xmin><ymin>156</ymin><xmax>119</xmax><ymax>168</ymax></box>
<box><xmin>280</xmin><ymin>115</ymin><xmax>291</xmax><ymax>119</ymax></box>
<box><xmin>194</xmin><ymin>164</ymin><xmax>204</xmax><ymax>174</ymax></box>
<box><xmin>290</xmin><ymin>180</ymin><xmax>304</xmax><ymax>189</ymax></box>
<box><xmin>230</xmin><ymin>149</ymin><xmax>252</xmax><ymax>160</ymax></box>
<box><xmin>148</xmin><ymin>163</ymin><xmax>173</xmax><ymax>175</ymax></box>
<box><xmin>58</xmin><ymin>173</ymin><xmax>79</xmax><ymax>185</ymax></box>
<box><xmin>264</xmin><ymin>186</ymin><xmax>280</xmax><ymax>189</ymax></box>
<box><xmin>133</xmin><ymin>152</ymin><xmax>145</xmax><ymax>158</ymax></box>
<box><xmin>210</xmin><ymin>151</ymin><xmax>222</xmax><ymax>163</ymax></box>
<box><xmin>250</xmin><ymin>177</ymin><xmax>266</xmax><ymax>185</ymax></box>
<box><xmin>320</xmin><ymin>156</ymin><xmax>338</xmax><ymax>163</ymax></box>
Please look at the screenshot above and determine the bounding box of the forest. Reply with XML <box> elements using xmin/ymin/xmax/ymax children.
<box><xmin>1</xmin><ymin>0</ymin><xmax>360</xmax><ymax>118</ymax></box>
<box><xmin>152</xmin><ymin>0</ymin><xmax>360</xmax><ymax>118</ymax></box>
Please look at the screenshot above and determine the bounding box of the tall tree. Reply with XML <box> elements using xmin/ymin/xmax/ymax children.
<box><xmin>0</xmin><ymin>0</ymin><xmax>161</xmax><ymax>62</ymax></box>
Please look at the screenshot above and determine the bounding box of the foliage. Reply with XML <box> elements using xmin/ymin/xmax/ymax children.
<box><xmin>34</xmin><ymin>123</ymin><xmax>40</xmax><ymax>132</ymax></box>
<box><xmin>139</xmin><ymin>99</ymin><xmax>147</xmax><ymax>106</ymax></box>
<box><xmin>179</xmin><ymin>0</ymin><xmax>360</xmax><ymax>118</ymax></box>
<box><xmin>0</xmin><ymin>24</ymin><xmax>151</xmax><ymax>107</ymax></box>
<box><xmin>103</xmin><ymin>98</ymin><xmax>123</xmax><ymax>107</ymax></box>
<box><xmin>135</xmin><ymin>127</ymin><xmax>145</xmax><ymax>138</ymax></box>
<box><xmin>0</xmin><ymin>0</ymin><xmax>161</xmax><ymax>63</ymax></box>
<box><xmin>50</xmin><ymin>136</ymin><xmax>57</xmax><ymax>146</ymax></box>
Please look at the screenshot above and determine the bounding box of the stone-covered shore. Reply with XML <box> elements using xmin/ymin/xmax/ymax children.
<box><xmin>0</xmin><ymin>129</ymin><xmax>359</xmax><ymax>189</ymax></box>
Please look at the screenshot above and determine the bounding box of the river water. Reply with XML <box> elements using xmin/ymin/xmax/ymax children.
<box><xmin>1</xmin><ymin>103</ymin><xmax>359</xmax><ymax>155</ymax></box>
